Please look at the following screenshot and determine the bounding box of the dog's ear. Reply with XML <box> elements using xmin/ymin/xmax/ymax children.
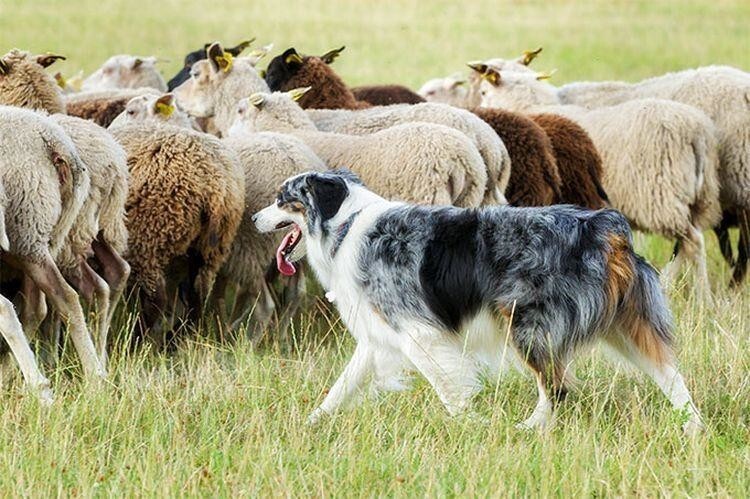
<box><xmin>305</xmin><ymin>174</ymin><xmax>348</xmax><ymax>221</ymax></box>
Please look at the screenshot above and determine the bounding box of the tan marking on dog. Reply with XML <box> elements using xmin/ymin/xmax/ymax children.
<box><xmin>605</xmin><ymin>234</ymin><xmax>634</xmax><ymax>317</ymax></box>
<box><xmin>627</xmin><ymin>316</ymin><xmax>670</xmax><ymax>364</ymax></box>
<box><xmin>281</xmin><ymin>201</ymin><xmax>306</xmax><ymax>214</ymax></box>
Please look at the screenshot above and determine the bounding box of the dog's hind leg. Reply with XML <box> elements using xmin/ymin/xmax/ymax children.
<box><xmin>400</xmin><ymin>324</ymin><xmax>481</xmax><ymax>416</ymax></box>
<box><xmin>604</xmin><ymin>333</ymin><xmax>703</xmax><ymax>435</ymax></box>
<box><xmin>307</xmin><ymin>342</ymin><xmax>374</xmax><ymax>425</ymax></box>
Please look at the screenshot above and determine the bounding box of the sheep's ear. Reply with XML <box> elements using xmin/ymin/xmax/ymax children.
<box><xmin>54</xmin><ymin>72</ymin><xmax>66</xmax><ymax>88</ymax></box>
<box><xmin>287</xmin><ymin>86</ymin><xmax>311</xmax><ymax>102</ymax></box>
<box><xmin>520</xmin><ymin>47</ymin><xmax>542</xmax><ymax>66</ymax></box>
<box><xmin>467</xmin><ymin>62</ymin><xmax>500</xmax><ymax>86</ymax></box>
<box><xmin>320</xmin><ymin>46</ymin><xmax>345</xmax><ymax>64</ymax></box>
<box><xmin>284</xmin><ymin>48</ymin><xmax>304</xmax><ymax>66</ymax></box>
<box><xmin>207</xmin><ymin>42</ymin><xmax>233</xmax><ymax>72</ymax></box>
<box><xmin>535</xmin><ymin>69</ymin><xmax>556</xmax><ymax>81</ymax></box>
<box><xmin>248</xmin><ymin>43</ymin><xmax>273</xmax><ymax>61</ymax></box>
<box><xmin>36</xmin><ymin>53</ymin><xmax>66</xmax><ymax>68</ymax></box>
<box><xmin>227</xmin><ymin>38</ymin><xmax>256</xmax><ymax>57</ymax></box>
<box><xmin>248</xmin><ymin>93</ymin><xmax>266</xmax><ymax>109</ymax></box>
<box><xmin>449</xmin><ymin>78</ymin><xmax>466</xmax><ymax>89</ymax></box>
<box><xmin>154</xmin><ymin>93</ymin><xmax>176</xmax><ymax>117</ymax></box>
<box><xmin>0</xmin><ymin>58</ymin><xmax>7</xmax><ymax>75</ymax></box>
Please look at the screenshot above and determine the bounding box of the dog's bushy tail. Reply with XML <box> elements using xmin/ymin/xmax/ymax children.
<box><xmin>619</xmin><ymin>255</ymin><xmax>675</xmax><ymax>363</ymax></box>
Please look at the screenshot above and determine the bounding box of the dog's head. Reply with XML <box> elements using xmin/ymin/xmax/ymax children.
<box><xmin>253</xmin><ymin>170</ymin><xmax>362</xmax><ymax>276</ymax></box>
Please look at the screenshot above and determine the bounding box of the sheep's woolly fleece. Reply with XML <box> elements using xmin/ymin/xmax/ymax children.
<box><xmin>308</xmin><ymin>103</ymin><xmax>511</xmax><ymax>205</ymax></box>
<box><xmin>0</xmin><ymin>106</ymin><xmax>89</xmax><ymax>261</ymax></box>
<box><xmin>111</xmin><ymin>123</ymin><xmax>244</xmax><ymax>297</ymax></box>
<box><xmin>50</xmin><ymin>114</ymin><xmax>129</xmax><ymax>274</ymax></box>
<box><xmin>0</xmin><ymin>49</ymin><xmax>65</xmax><ymax>113</ymax></box>
<box><xmin>233</xmin><ymin>92</ymin><xmax>487</xmax><ymax>208</ymax></box>
<box><xmin>351</xmin><ymin>85</ymin><xmax>426</xmax><ymax>105</ymax></box>
<box><xmin>82</xmin><ymin>55</ymin><xmax>167</xmax><ymax>92</ymax></box>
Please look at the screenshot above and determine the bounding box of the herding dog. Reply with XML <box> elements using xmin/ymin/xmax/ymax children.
<box><xmin>253</xmin><ymin>170</ymin><xmax>703</xmax><ymax>433</ymax></box>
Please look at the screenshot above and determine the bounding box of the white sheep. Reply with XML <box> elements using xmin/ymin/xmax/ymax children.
<box><xmin>50</xmin><ymin>114</ymin><xmax>130</xmax><ymax>365</ymax></box>
<box><xmin>473</xmin><ymin>70</ymin><xmax>722</xmax><ymax>300</ymax></box>
<box><xmin>307</xmin><ymin>103</ymin><xmax>511</xmax><ymax>205</ymax></box>
<box><xmin>173</xmin><ymin>42</ymin><xmax>269</xmax><ymax>135</ymax></box>
<box><xmin>556</xmin><ymin>66</ymin><xmax>750</xmax><ymax>286</ymax></box>
<box><xmin>0</xmin><ymin>106</ymin><xmax>105</xmax><ymax>379</ymax></box>
<box><xmin>231</xmin><ymin>90</ymin><xmax>489</xmax><ymax>208</ymax></box>
<box><xmin>0</xmin><ymin>180</ymin><xmax>54</xmax><ymax>403</ymax></box>
<box><xmin>82</xmin><ymin>55</ymin><xmax>167</xmax><ymax>92</ymax></box>
<box><xmin>109</xmin><ymin>93</ymin><xmax>199</xmax><ymax>130</ymax></box>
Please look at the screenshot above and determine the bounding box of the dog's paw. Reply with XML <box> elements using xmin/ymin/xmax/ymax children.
<box><xmin>682</xmin><ymin>417</ymin><xmax>705</xmax><ymax>437</ymax></box>
<box><xmin>306</xmin><ymin>408</ymin><xmax>327</xmax><ymax>426</ymax></box>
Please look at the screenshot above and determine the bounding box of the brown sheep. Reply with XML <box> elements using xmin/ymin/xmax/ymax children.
<box><xmin>472</xmin><ymin>108</ymin><xmax>561</xmax><ymax>206</ymax></box>
<box><xmin>264</xmin><ymin>47</ymin><xmax>368</xmax><ymax>110</ymax></box>
<box><xmin>351</xmin><ymin>85</ymin><xmax>426</xmax><ymax>105</ymax></box>
<box><xmin>111</xmin><ymin>123</ymin><xmax>244</xmax><ymax>340</ymax></box>
<box><xmin>0</xmin><ymin>49</ymin><xmax>65</xmax><ymax>113</ymax></box>
<box><xmin>529</xmin><ymin>113</ymin><xmax>609</xmax><ymax>209</ymax></box>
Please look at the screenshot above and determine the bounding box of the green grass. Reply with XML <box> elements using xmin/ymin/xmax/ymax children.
<box><xmin>1</xmin><ymin>0</ymin><xmax>749</xmax><ymax>496</ymax></box>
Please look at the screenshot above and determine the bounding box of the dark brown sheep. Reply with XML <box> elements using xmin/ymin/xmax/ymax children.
<box><xmin>472</xmin><ymin>108</ymin><xmax>561</xmax><ymax>206</ymax></box>
<box><xmin>265</xmin><ymin>47</ymin><xmax>368</xmax><ymax>110</ymax></box>
<box><xmin>351</xmin><ymin>85</ymin><xmax>426</xmax><ymax>105</ymax></box>
<box><xmin>529</xmin><ymin>113</ymin><xmax>610</xmax><ymax>210</ymax></box>
<box><xmin>65</xmin><ymin>97</ymin><xmax>129</xmax><ymax>128</ymax></box>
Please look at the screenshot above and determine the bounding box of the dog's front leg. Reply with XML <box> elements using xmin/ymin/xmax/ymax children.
<box><xmin>308</xmin><ymin>342</ymin><xmax>373</xmax><ymax>425</ymax></box>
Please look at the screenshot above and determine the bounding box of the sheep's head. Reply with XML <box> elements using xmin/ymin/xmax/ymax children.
<box><xmin>468</xmin><ymin>64</ymin><xmax>559</xmax><ymax>111</ymax></box>
<box><xmin>173</xmin><ymin>41</ymin><xmax>268</xmax><ymax>128</ymax></box>
<box><xmin>479</xmin><ymin>47</ymin><xmax>543</xmax><ymax>74</ymax></box>
<box><xmin>81</xmin><ymin>55</ymin><xmax>167</xmax><ymax>92</ymax></box>
<box><xmin>228</xmin><ymin>88</ymin><xmax>312</xmax><ymax>136</ymax></box>
<box><xmin>166</xmin><ymin>38</ymin><xmax>268</xmax><ymax>91</ymax></box>
<box><xmin>109</xmin><ymin>93</ymin><xmax>197</xmax><ymax>130</ymax></box>
<box><xmin>418</xmin><ymin>74</ymin><xmax>469</xmax><ymax>107</ymax></box>
<box><xmin>0</xmin><ymin>49</ymin><xmax>65</xmax><ymax>113</ymax></box>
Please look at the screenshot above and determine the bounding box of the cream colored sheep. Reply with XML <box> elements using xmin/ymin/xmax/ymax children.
<box><xmin>308</xmin><ymin>103</ymin><xmax>510</xmax><ymax>205</ymax></box>
<box><xmin>109</xmin><ymin>93</ymin><xmax>199</xmax><ymax>130</ymax></box>
<box><xmin>231</xmin><ymin>90</ymin><xmax>488</xmax><ymax>208</ymax></box>
<box><xmin>474</xmin><ymin>70</ymin><xmax>722</xmax><ymax>300</ymax></box>
<box><xmin>173</xmin><ymin>42</ymin><xmax>269</xmax><ymax>135</ymax></box>
<box><xmin>0</xmin><ymin>106</ymin><xmax>105</xmax><ymax>379</ymax></box>
<box><xmin>82</xmin><ymin>55</ymin><xmax>167</xmax><ymax>92</ymax></box>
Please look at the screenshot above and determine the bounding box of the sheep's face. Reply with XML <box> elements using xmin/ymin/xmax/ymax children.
<box><xmin>173</xmin><ymin>60</ymin><xmax>216</xmax><ymax>117</ymax></box>
<box><xmin>264</xmin><ymin>48</ymin><xmax>305</xmax><ymax>91</ymax></box>
<box><xmin>418</xmin><ymin>75</ymin><xmax>469</xmax><ymax>107</ymax></box>
<box><xmin>81</xmin><ymin>55</ymin><xmax>165</xmax><ymax>92</ymax></box>
<box><xmin>109</xmin><ymin>93</ymin><xmax>196</xmax><ymax>129</ymax></box>
<box><xmin>228</xmin><ymin>90</ymin><xmax>310</xmax><ymax>136</ymax></box>
<box><xmin>475</xmin><ymin>70</ymin><xmax>558</xmax><ymax>111</ymax></box>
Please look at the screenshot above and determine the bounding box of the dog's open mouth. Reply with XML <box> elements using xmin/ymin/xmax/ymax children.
<box><xmin>276</xmin><ymin>223</ymin><xmax>302</xmax><ymax>276</ymax></box>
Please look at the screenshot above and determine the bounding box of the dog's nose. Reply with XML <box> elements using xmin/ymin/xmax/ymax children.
<box><xmin>251</xmin><ymin>213</ymin><xmax>259</xmax><ymax>224</ymax></box>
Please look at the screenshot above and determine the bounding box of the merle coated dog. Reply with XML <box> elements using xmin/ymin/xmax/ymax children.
<box><xmin>253</xmin><ymin>170</ymin><xmax>702</xmax><ymax>433</ymax></box>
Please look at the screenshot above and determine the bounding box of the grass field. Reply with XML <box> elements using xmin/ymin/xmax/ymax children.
<box><xmin>1</xmin><ymin>0</ymin><xmax>749</xmax><ymax>496</ymax></box>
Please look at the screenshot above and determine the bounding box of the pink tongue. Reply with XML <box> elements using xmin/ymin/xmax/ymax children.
<box><xmin>276</xmin><ymin>229</ymin><xmax>298</xmax><ymax>276</ymax></box>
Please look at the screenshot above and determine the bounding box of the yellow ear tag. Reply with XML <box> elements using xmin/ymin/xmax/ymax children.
<box><xmin>285</xmin><ymin>53</ymin><xmax>304</xmax><ymax>65</ymax></box>
<box><xmin>483</xmin><ymin>71</ymin><xmax>500</xmax><ymax>86</ymax></box>
<box><xmin>155</xmin><ymin>101</ymin><xmax>175</xmax><ymax>117</ymax></box>
<box><xmin>216</xmin><ymin>52</ymin><xmax>234</xmax><ymax>72</ymax></box>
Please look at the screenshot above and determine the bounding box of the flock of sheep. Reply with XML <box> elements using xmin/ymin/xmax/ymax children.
<box><xmin>0</xmin><ymin>40</ymin><xmax>748</xmax><ymax>403</ymax></box>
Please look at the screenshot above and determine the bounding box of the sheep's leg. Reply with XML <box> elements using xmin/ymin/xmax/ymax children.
<box><xmin>20</xmin><ymin>276</ymin><xmax>47</xmax><ymax>337</ymax></box>
<box><xmin>661</xmin><ymin>240</ymin><xmax>685</xmax><ymax>290</ymax></box>
<box><xmin>139</xmin><ymin>276</ymin><xmax>168</xmax><ymax>348</ymax></box>
<box><xmin>18</xmin><ymin>253</ymin><xmax>105</xmax><ymax>380</ymax></box>
<box><xmin>685</xmin><ymin>227</ymin><xmax>712</xmax><ymax>304</ymax></box>
<box><xmin>713</xmin><ymin>214</ymin><xmax>735</xmax><ymax>267</ymax></box>
<box><xmin>731</xmin><ymin>209</ymin><xmax>749</xmax><ymax>287</ymax></box>
<box><xmin>211</xmin><ymin>273</ymin><xmax>232</xmax><ymax>327</ymax></box>
<box><xmin>37</xmin><ymin>314</ymin><xmax>62</xmax><ymax>370</ymax></box>
<box><xmin>91</xmin><ymin>237</ymin><xmax>131</xmax><ymax>333</ymax></box>
<box><xmin>70</xmin><ymin>261</ymin><xmax>110</xmax><ymax>368</ymax></box>
<box><xmin>0</xmin><ymin>294</ymin><xmax>53</xmax><ymax>404</ymax></box>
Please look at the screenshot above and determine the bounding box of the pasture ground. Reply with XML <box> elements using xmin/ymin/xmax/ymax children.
<box><xmin>0</xmin><ymin>0</ymin><xmax>748</xmax><ymax>495</ymax></box>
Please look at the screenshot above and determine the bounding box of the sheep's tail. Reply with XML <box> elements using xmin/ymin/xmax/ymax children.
<box><xmin>477</xmin><ymin>132</ymin><xmax>511</xmax><ymax>205</ymax></box>
<box><xmin>688</xmin><ymin>127</ymin><xmax>722</xmax><ymax>231</ymax></box>
<box><xmin>450</xmin><ymin>143</ymin><xmax>488</xmax><ymax>208</ymax></box>
<box><xmin>47</xmin><ymin>140</ymin><xmax>89</xmax><ymax>258</ymax></box>
<box><xmin>99</xmin><ymin>160</ymin><xmax>129</xmax><ymax>254</ymax></box>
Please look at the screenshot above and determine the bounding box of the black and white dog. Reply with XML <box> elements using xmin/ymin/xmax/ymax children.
<box><xmin>253</xmin><ymin>170</ymin><xmax>702</xmax><ymax>433</ymax></box>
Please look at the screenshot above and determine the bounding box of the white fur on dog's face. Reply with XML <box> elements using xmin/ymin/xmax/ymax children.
<box><xmin>254</xmin><ymin>200</ymin><xmax>308</xmax><ymax>263</ymax></box>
